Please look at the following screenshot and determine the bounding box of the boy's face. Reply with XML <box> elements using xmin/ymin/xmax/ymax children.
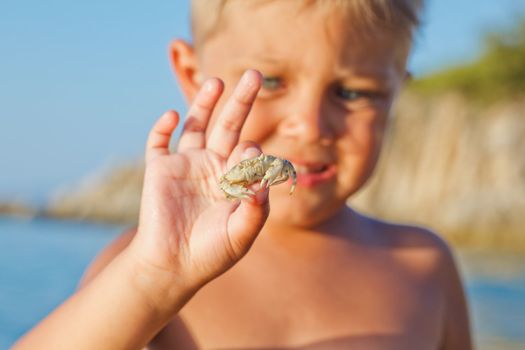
<box><xmin>176</xmin><ymin>1</ymin><xmax>407</xmax><ymax>228</ymax></box>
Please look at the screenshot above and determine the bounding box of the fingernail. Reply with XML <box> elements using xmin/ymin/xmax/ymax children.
<box><xmin>243</xmin><ymin>147</ymin><xmax>260</xmax><ymax>159</ymax></box>
<box><xmin>240</xmin><ymin>70</ymin><xmax>252</xmax><ymax>84</ymax></box>
<box><xmin>240</xmin><ymin>70</ymin><xmax>260</xmax><ymax>89</ymax></box>
<box><xmin>204</xmin><ymin>79</ymin><xmax>216</xmax><ymax>92</ymax></box>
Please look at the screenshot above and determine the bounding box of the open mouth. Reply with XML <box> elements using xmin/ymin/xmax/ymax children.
<box><xmin>290</xmin><ymin>161</ymin><xmax>336</xmax><ymax>187</ymax></box>
<box><xmin>294</xmin><ymin>163</ymin><xmax>329</xmax><ymax>174</ymax></box>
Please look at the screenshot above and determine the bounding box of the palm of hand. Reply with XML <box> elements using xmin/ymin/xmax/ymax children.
<box><xmin>143</xmin><ymin>150</ymin><xmax>235</xmax><ymax>277</ymax></box>
<box><xmin>133</xmin><ymin>71</ymin><xmax>268</xmax><ymax>288</ymax></box>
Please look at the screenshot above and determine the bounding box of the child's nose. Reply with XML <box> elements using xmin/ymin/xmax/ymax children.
<box><xmin>278</xmin><ymin>97</ymin><xmax>335</xmax><ymax>145</ymax></box>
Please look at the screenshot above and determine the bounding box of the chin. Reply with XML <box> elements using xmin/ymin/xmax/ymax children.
<box><xmin>266</xmin><ymin>187</ymin><xmax>346</xmax><ymax>228</ymax></box>
<box><xmin>267</xmin><ymin>211</ymin><xmax>320</xmax><ymax>229</ymax></box>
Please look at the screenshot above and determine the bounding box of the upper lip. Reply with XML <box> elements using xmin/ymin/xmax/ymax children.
<box><xmin>283</xmin><ymin>157</ymin><xmax>333</xmax><ymax>167</ymax></box>
<box><xmin>283</xmin><ymin>159</ymin><xmax>335</xmax><ymax>174</ymax></box>
<box><xmin>263</xmin><ymin>147</ymin><xmax>334</xmax><ymax>167</ymax></box>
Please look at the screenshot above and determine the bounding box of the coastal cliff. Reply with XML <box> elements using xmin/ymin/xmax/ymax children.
<box><xmin>351</xmin><ymin>91</ymin><xmax>525</xmax><ymax>250</ymax></box>
<box><xmin>45</xmin><ymin>163</ymin><xmax>144</xmax><ymax>224</ymax></box>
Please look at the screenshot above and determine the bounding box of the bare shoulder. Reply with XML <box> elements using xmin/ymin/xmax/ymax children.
<box><xmin>361</xmin><ymin>213</ymin><xmax>454</xmax><ymax>266</ymax></box>
<box><xmin>360</xmin><ymin>214</ymin><xmax>473</xmax><ymax>349</ymax></box>
<box><xmin>366</xmin><ymin>215</ymin><xmax>467</xmax><ymax>289</ymax></box>
<box><xmin>79</xmin><ymin>227</ymin><xmax>138</xmax><ymax>288</ymax></box>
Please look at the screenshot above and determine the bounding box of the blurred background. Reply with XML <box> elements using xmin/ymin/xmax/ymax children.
<box><xmin>1</xmin><ymin>0</ymin><xmax>524</xmax><ymax>348</ymax></box>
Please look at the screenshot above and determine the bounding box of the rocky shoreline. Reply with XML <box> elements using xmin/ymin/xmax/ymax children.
<box><xmin>0</xmin><ymin>201</ymin><xmax>40</xmax><ymax>219</ymax></box>
<box><xmin>1</xmin><ymin>163</ymin><xmax>143</xmax><ymax>225</ymax></box>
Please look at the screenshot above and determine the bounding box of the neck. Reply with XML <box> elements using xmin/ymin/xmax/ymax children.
<box><xmin>257</xmin><ymin>206</ymin><xmax>365</xmax><ymax>255</ymax></box>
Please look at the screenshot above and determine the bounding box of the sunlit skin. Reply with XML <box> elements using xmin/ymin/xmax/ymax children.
<box><xmin>13</xmin><ymin>1</ymin><xmax>472</xmax><ymax>350</ymax></box>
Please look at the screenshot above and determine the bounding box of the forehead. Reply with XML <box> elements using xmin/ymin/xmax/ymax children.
<box><xmin>198</xmin><ymin>1</ymin><xmax>406</xmax><ymax>81</ymax></box>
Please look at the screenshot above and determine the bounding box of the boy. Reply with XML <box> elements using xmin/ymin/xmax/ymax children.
<box><xmin>15</xmin><ymin>0</ymin><xmax>472</xmax><ymax>349</ymax></box>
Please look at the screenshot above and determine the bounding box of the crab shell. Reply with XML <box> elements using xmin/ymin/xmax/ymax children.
<box><xmin>219</xmin><ymin>154</ymin><xmax>296</xmax><ymax>200</ymax></box>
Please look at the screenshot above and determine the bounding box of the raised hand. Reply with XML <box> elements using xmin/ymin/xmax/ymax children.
<box><xmin>128</xmin><ymin>70</ymin><xmax>269</xmax><ymax>294</ymax></box>
<box><xmin>12</xmin><ymin>71</ymin><xmax>268</xmax><ymax>350</ymax></box>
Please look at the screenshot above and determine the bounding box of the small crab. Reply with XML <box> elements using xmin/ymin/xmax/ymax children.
<box><xmin>219</xmin><ymin>154</ymin><xmax>296</xmax><ymax>200</ymax></box>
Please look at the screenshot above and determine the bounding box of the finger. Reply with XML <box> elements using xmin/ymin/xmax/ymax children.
<box><xmin>207</xmin><ymin>69</ymin><xmax>262</xmax><ymax>158</ymax></box>
<box><xmin>226</xmin><ymin>189</ymin><xmax>270</xmax><ymax>258</ymax></box>
<box><xmin>226</xmin><ymin>141</ymin><xmax>263</xmax><ymax>170</ymax></box>
<box><xmin>178</xmin><ymin>78</ymin><xmax>224</xmax><ymax>151</ymax></box>
<box><xmin>145</xmin><ymin>110</ymin><xmax>180</xmax><ymax>163</ymax></box>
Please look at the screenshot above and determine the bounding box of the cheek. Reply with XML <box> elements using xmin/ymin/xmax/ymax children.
<box><xmin>336</xmin><ymin>111</ymin><xmax>389</xmax><ymax>190</ymax></box>
<box><xmin>238</xmin><ymin>101</ymin><xmax>278</xmax><ymax>144</ymax></box>
<box><xmin>340</xmin><ymin>110</ymin><xmax>387</xmax><ymax>156</ymax></box>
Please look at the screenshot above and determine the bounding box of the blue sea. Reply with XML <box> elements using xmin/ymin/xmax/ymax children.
<box><xmin>0</xmin><ymin>217</ymin><xmax>524</xmax><ymax>349</ymax></box>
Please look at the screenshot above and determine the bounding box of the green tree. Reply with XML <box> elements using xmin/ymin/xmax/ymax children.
<box><xmin>410</xmin><ymin>18</ymin><xmax>525</xmax><ymax>102</ymax></box>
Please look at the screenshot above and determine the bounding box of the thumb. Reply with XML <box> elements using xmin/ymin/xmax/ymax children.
<box><xmin>224</xmin><ymin>140</ymin><xmax>269</xmax><ymax>257</ymax></box>
<box><xmin>226</xmin><ymin>186</ymin><xmax>270</xmax><ymax>258</ymax></box>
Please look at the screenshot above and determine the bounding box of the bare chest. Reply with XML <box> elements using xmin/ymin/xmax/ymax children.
<box><xmin>180</xmin><ymin>250</ymin><xmax>445</xmax><ymax>350</ymax></box>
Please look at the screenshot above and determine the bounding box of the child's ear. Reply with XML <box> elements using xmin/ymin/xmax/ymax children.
<box><xmin>169</xmin><ymin>39</ymin><xmax>203</xmax><ymax>101</ymax></box>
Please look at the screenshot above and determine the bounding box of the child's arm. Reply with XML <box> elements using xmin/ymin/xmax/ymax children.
<box><xmin>14</xmin><ymin>70</ymin><xmax>268</xmax><ymax>350</ymax></box>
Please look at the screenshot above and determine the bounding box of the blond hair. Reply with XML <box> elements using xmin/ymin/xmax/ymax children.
<box><xmin>191</xmin><ymin>0</ymin><xmax>424</xmax><ymax>50</ymax></box>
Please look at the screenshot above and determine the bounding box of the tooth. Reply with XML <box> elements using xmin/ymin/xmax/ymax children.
<box><xmin>293</xmin><ymin>163</ymin><xmax>328</xmax><ymax>174</ymax></box>
<box><xmin>295</xmin><ymin>165</ymin><xmax>308</xmax><ymax>173</ymax></box>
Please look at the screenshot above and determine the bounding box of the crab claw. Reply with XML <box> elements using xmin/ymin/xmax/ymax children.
<box><xmin>219</xmin><ymin>182</ymin><xmax>255</xmax><ymax>200</ymax></box>
<box><xmin>260</xmin><ymin>159</ymin><xmax>297</xmax><ymax>195</ymax></box>
<box><xmin>287</xmin><ymin>162</ymin><xmax>297</xmax><ymax>195</ymax></box>
<box><xmin>289</xmin><ymin>174</ymin><xmax>296</xmax><ymax>195</ymax></box>
<box><xmin>261</xmin><ymin>161</ymin><xmax>284</xmax><ymax>187</ymax></box>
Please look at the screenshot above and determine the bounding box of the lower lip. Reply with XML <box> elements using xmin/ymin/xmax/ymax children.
<box><xmin>293</xmin><ymin>164</ymin><xmax>336</xmax><ymax>188</ymax></box>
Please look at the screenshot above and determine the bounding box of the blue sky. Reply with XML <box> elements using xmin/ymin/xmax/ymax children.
<box><xmin>1</xmin><ymin>0</ymin><xmax>525</xmax><ymax>203</ymax></box>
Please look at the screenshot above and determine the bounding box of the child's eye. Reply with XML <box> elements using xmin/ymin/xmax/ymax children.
<box><xmin>336</xmin><ymin>87</ymin><xmax>360</xmax><ymax>101</ymax></box>
<box><xmin>335</xmin><ymin>86</ymin><xmax>379</xmax><ymax>103</ymax></box>
<box><xmin>261</xmin><ymin>76</ymin><xmax>283</xmax><ymax>90</ymax></box>
<box><xmin>258</xmin><ymin>75</ymin><xmax>286</xmax><ymax>100</ymax></box>
<box><xmin>335</xmin><ymin>86</ymin><xmax>381</xmax><ymax>108</ymax></box>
